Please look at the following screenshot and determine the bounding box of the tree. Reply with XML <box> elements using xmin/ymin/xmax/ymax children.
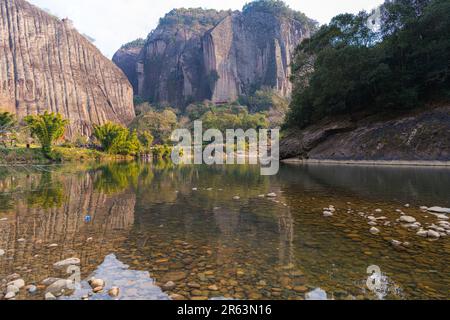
<box><xmin>0</xmin><ymin>111</ymin><xmax>17</xmax><ymax>148</ymax></box>
<box><xmin>285</xmin><ymin>0</ymin><xmax>450</xmax><ymax>129</ymax></box>
<box><xmin>129</xmin><ymin>107</ymin><xmax>178</xmax><ymax>144</ymax></box>
<box><xmin>138</xmin><ymin>131</ymin><xmax>154</xmax><ymax>153</ymax></box>
<box><xmin>24</xmin><ymin>112</ymin><xmax>69</xmax><ymax>155</ymax></box>
<box><xmin>93</xmin><ymin>122</ymin><xmax>141</xmax><ymax>155</ymax></box>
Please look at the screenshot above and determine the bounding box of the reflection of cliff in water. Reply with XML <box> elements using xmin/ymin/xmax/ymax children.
<box><xmin>0</xmin><ymin>166</ymin><xmax>136</xmax><ymax>282</ymax></box>
<box><xmin>278</xmin><ymin>164</ymin><xmax>450</xmax><ymax>206</ymax></box>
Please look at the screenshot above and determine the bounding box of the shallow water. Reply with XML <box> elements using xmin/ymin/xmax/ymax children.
<box><xmin>0</xmin><ymin>162</ymin><xmax>449</xmax><ymax>300</ymax></box>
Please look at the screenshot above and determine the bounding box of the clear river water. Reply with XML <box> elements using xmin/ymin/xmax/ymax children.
<box><xmin>0</xmin><ymin>162</ymin><xmax>449</xmax><ymax>300</ymax></box>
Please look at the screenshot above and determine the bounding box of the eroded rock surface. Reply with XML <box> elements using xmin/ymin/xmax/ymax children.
<box><xmin>114</xmin><ymin>7</ymin><xmax>315</xmax><ymax>108</ymax></box>
<box><xmin>0</xmin><ymin>0</ymin><xmax>135</xmax><ymax>137</ymax></box>
<box><xmin>281</xmin><ymin>106</ymin><xmax>450</xmax><ymax>161</ymax></box>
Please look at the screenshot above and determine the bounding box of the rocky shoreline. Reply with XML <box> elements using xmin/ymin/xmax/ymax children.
<box><xmin>280</xmin><ymin>106</ymin><xmax>450</xmax><ymax>162</ymax></box>
<box><xmin>282</xmin><ymin>159</ymin><xmax>450</xmax><ymax>167</ymax></box>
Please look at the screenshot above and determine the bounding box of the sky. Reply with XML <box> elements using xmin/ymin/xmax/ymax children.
<box><xmin>28</xmin><ymin>0</ymin><xmax>385</xmax><ymax>58</ymax></box>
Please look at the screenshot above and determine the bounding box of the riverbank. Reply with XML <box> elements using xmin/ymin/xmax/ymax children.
<box><xmin>0</xmin><ymin>147</ymin><xmax>133</xmax><ymax>165</ymax></box>
<box><xmin>280</xmin><ymin>105</ymin><xmax>450</xmax><ymax>162</ymax></box>
<box><xmin>282</xmin><ymin>158</ymin><xmax>450</xmax><ymax>167</ymax></box>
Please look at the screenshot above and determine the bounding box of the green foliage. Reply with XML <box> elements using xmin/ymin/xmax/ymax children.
<box><xmin>0</xmin><ymin>111</ymin><xmax>17</xmax><ymax>147</ymax></box>
<box><xmin>243</xmin><ymin>0</ymin><xmax>317</xmax><ymax>30</ymax></box>
<box><xmin>159</xmin><ymin>8</ymin><xmax>232</xmax><ymax>29</ymax></box>
<box><xmin>26</xmin><ymin>172</ymin><xmax>65</xmax><ymax>209</ymax></box>
<box><xmin>138</xmin><ymin>130</ymin><xmax>154</xmax><ymax>153</ymax></box>
<box><xmin>24</xmin><ymin>112</ymin><xmax>69</xmax><ymax>156</ymax></box>
<box><xmin>94</xmin><ymin>162</ymin><xmax>141</xmax><ymax>194</ymax></box>
<box><xmin>133</xmin><ymin>96</ymin><xmax>146</xmax><ymax>109</ymax></box>
<box><xmin>93</xmin><ymin>122</ymin><xmax>141</xmax><ymax>155</ymax></box>
<box><xmin>152</xmin><ymin>144</ymin><xmax>173</xmax><ymax>160</ymax></box>
<box><xmin>201</xmin><ymin>105</ymin><xmax>268</xmax><ymax>132</ymax></box>
<box><xmin>129</xmin><ymin>107</ymin><xmax>178</xmax><ymax>144</ymax></box>
<box><xmin>286</xmin><ymin>0</ymin><xmax>450</xmax><ymax>129</ymax></box>
<box><xmin>121</xmin><ymin>38</ymin><xmax>146</xmax><ymax>49</ymax></box>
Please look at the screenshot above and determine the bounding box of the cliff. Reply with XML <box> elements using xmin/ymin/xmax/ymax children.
<box><xmin>0</xmin><ymin>0</ymin><xmax>135</xmax><ymax>137</ymax></box>
<box><xmin>112</xmin><ymin>39</ymin><xmax>145</xmax><ymax>94</ymax></box>
<box><xmin>113</xmin><ymin>4</ymin><xmax>315</xmax><ymax>108</ymax></box>
<box><xmin>280</xmin><ymin>106</ymin><xmax>450</xmax><ymax>161</ymax></box>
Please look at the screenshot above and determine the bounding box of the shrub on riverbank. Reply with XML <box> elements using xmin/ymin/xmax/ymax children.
<box><xmin>24</xmin><ymin>112</ymin><xmax>69</xmax><ymax>156</ymax></box>
<box><xmin>93</xmin><ymin>122</ymin><xmax>141</xmax><ymax>156</ymax></box>
<box><xmin>0</xmin><ymin>146</ymin><xmax>134</xmax><ymax>164</ymax></box>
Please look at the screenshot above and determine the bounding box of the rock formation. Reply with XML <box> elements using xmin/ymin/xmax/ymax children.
<box><xmin>114</xmin><ymin>5</ymin><xmax>316</xmax><ymax>108</ymax></box>
<box><xmin>112</xmin><ymin>40</ymin><xmax>145</xmax><ymax>94</ymax></box>
<box><xmin>0</xmin><ymin>0</ymin><xmax>135</xmax><ymax>137</ymax></box>
<box><xmin>280</xmin><ymin>106</ymin><xmax>450</xmax><ymax>161</ymax></box>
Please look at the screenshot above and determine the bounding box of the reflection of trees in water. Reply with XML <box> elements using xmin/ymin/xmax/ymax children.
<box><xmin>0</xmin><ymin>166</ymin><xmax>137</xmax><ymax>283</ymax></box>
<box><xmin>93</xmin><ymin>162</ymin><xmax>141</xmax><ymax>195</ymax></box>
<box><xmin>26</xmin><ymin>172</ymin><xmax>65</xmax><ymax>209</ymax></box>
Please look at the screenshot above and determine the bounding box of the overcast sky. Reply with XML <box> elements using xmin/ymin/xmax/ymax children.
<box><xmin>28</xmin><ymin>0</ymin><xmax>385</xmax><ymax>58</ymax></box>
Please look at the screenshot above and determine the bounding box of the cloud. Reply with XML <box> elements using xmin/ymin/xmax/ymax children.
<box><xmin>28</xmin><ymin>0</ymin><xmax>385</xmax><ymax>58</ymax></box>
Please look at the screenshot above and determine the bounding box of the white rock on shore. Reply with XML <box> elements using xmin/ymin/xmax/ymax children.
<box><xmin>5</xmin><ymin>291</ymin><xmax>16</xmax><ymax>299</ymax></box>
<box><xmin>399</xmin><ymin>216</ymin><xmax>417</xmax><ymax>223</ymax></box>
<box><xmin>7</xmin><ymin>279</ymin><xmax>25</xmax><ymax>289</ymax></box>
<box><xmin>45</xmin><ymin>292</ymin><xmax>56</xmax><ymax>300</ymax></box>
<box><xmin>427</xmin><ymin>207</ymin><xmax>450</xmax><ymax>214</ymax></box>
<box><xmin>370</xmin><ymin>227</ymin><xmax>380</xmax><ymax>235</ymax></box>
<box><xmin>0</xmin><ymin>249</ymin><xmax>5</xmax><ymax>257</ymax></box>
<box><xmin>427</xmin><ymin>230</ymin><xmax>441</xmax><ymax>239</ymax></box>
<box><xmin>417</xmin><ymin>230</ymin><xmax>428</xmax><ymax>237</ymax></box>
<box><xmin>323</xmin><ymin>211</ymin><xmax>334</xmax><ymax>217</ymax></box>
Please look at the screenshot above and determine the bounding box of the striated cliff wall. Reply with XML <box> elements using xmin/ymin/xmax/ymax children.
<box><xmin>0</xmin><ymin>0</ymin><xmax>135</xmax><ymax>137</ymax></box>
<box><xmin>114</xmin><ymin>6</ymin><xmax>315</xmax><ymax>109</ymax></box>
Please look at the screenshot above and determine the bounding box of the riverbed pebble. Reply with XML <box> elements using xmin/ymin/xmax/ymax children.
<box><xmin>400</xmin><ymin>216</ymin><xmax>417</xmax><ymax>223</ymax></box>
<box><xmin>0</xmin><ymin>249</ymin><xmax>5</xmax><ymax>257</ymax></box>
<box><xmin>89</xmin><ymin>278</ymin><xmax>105</xmax><ymax>289</ymax></box>
<box><xmin>427</xmin><ymin>230</ymin><xmax>441</xmax><ymax>239</ymax></box>
<box><xmin>427</xmin><ymin>207</ymin><xmax>450</xmax><ymax>214</ymax></box>
<box><xmin>5</xmin><ymin>291</ymin><xmax>16</xmax><ymax>299</ymax></box>
<box><xmin>45</xmin><ymin>292</ymin><xmax>56</xmax><ymax>300</ymax></box>
<box><xmin>53</xmin><ymin>258</ymin><xmax>80</xmax><ymax>269</ymax></box>
<box><xmin>323</xmin><ymin>211</ymin><xmax>333</xmax><ymax>217</ymax></box>
<box><xmin>46</xmin><ymin>279</ymin><xmax>71</xmax><ymax>295</ymax></box>
<box><xmin>417</xmin><ymin>230</ymin><xmax>428</xmax><ymax>237</ymax></box>
<box><xmin>267</xmin><ymin>193</ymin><xmax>277</xmax><ymax>198</ymax></box>
<box><xmin>26</xmin><ymin>285</ymin><xmax>37</xmax><ymax>294</ymax></box>
<box><xmin>163</xmin><ymin>281</ymin><xmax>176</xmax><ymax>290</ymax></box>
<box><xmin>391</xmin><ymin>240</ymin><xmax>402</xmax><ymax>247</ymax></box>
<box><xmin>7</xmin><ymin>279</ymin><xmax>25</xmax><ymax>289</ymax></box>
<box><xmin>370</xmin><ymin>227</ymin><xmax>380</xmax><ymax>235</ymax></box>
<box><xmin>7</xmin><ymin>285</ymin><xmax>20</xmax><ymax>294</ymax></box>
<box><xmin>108</xmin><ymin>287</ymin><xmax>120</xmax><ymax>297</ymax></box>
<box><xmin>233</xmin><ymin>196</ymin><xmax>240</xmax><ymax>200</ymax></box>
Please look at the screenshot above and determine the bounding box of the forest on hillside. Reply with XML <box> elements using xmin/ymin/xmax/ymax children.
<box><xmin>285</xmin><ymin>0</ymin><xmax>450</xmax><ymax>129</ymax></box>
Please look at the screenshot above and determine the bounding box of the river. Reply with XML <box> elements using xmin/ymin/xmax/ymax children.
<box><xmin>0</xmin><ymin>162</ymin><xmax>449</xmax><ymax>300</ymax></box>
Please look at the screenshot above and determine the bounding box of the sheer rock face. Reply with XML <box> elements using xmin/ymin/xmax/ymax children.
<box><xmin>112</xmin><ymin>45</ymin><xmax>143</xmax><ymax>94</ymax></box>
<box><xmin>0</xmin><ymin>0</ymin><xmax>135</xmax><ymax>137</ymax></box>
<box><xmin>114</xmin><ymin>8</ymin><xmax>313</xmax><ymax>109</ymax></box>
